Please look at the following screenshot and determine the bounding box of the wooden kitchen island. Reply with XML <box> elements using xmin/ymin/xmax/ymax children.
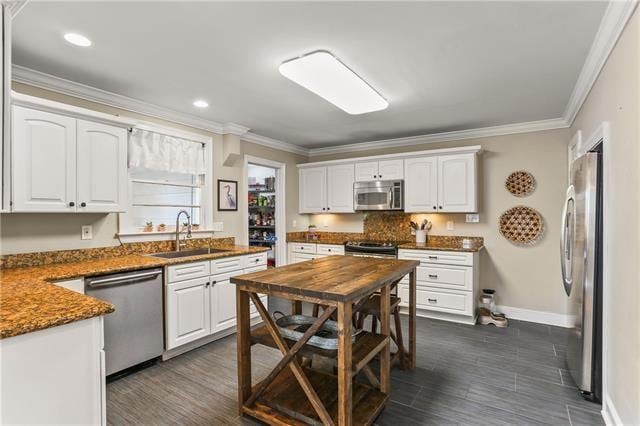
<box><xmin>230</xmin><ymin>255</ymin><xmax>419</xmax><ymax>426</ymax></box>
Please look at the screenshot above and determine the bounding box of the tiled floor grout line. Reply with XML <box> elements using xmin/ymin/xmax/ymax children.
<box><xmin>559</xmin><ymin>368</ymin><xmax>564</xmax><ymax>385</ymax></box>
<box><xmin>553</xmin><ymin>343</ymin><xmax>558</xmax><ymax>356</ymax></box>
<box><xmin>566</xmin><ymin>404</ymin><xmax>574</xmax><ymax>426</ymax></box>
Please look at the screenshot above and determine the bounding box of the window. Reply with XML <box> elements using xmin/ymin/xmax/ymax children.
<box><xmin>118</xmin><ymin>125</ymin><xmax>211</xmax><ymax>236</ymax></box>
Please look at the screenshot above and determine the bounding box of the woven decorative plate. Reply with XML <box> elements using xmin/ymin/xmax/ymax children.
<box><xmin>505</xmin><ymin>170</ymin><xmax>536</xmax><ymax>197</ymax></box>
<box><xmin>498</xmin><ymin>206</ymin><xmax>544</xmax><ymax>246</ymax></box>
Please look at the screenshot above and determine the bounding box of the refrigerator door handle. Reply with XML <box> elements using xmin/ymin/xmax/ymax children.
<box><xmin>561</xmin><ymin>185</ymin><xmax>575</xmax><ymax>296</ymax></box>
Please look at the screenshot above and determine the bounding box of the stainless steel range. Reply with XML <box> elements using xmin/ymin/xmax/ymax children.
<box><xmin>344</xmin><ymin>241</ymin><xmax>398</xmax><ymax>258</ymax></box>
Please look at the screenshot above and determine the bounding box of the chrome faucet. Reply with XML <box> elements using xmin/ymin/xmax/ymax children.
<box><xmin>175</xmin><ymin>210</ymin><xmax>192</xmax><ymax>251</ymax></box>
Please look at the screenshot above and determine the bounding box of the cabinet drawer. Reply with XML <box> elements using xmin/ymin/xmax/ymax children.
<box><xmin>244</xmin><ymin>265</ymin><xmax>268</xmax><ymax>274</ymax></box>
<box><xmin>290</xmin><ymin>252</ymin><xmax>320</xmax><ymax>264</ymax></box>
<box><xmin>168</xmin><ymin>261</ymin><xmax>210</xmax><ymax>282</ymax></box>
<box><xmin>289</xmin><ymin>243</ymin><xmax>317</xmax><ymax>254</ymax></box>
<box><xmin>316</xmin><ymin>244</ymin><xmax>344</xmax><ymax>255</ymax></box>
<box><xmin>211</xmin><ymin>256</ymin><xmax>244</xmax><ymax>274</ymax></box>
<box><xmin>398</xmin><ymin>249</ymin><xmax>473</xmax><ymax>266</ymax></box>
<box><xmin>244</xmin><ymin>252</ymin><xmax>267</xmax><ymax>268</ymax></box>
<box><xmin>398</xmin><ymin>284</ymin><xmax>473</xmax><ymax>315</ymax></box>
<box><xmin>417</xmin><ymin>265</ymin><xmax>472</xmax><ymax>291</ymax></box>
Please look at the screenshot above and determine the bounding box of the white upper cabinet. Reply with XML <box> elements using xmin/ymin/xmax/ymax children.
<box><xmin>76</xmin><ymin>120</ymin><xmax>127</xmax><ymax>212</ymax></box>
<box><xmin>12</xmin><ymin>106</ymin><xmax>77</xmax><ymax>212</ymax></box>
<box><xmin>299</xmin><ymin>167</ymin><xmax>327</xmax><ymax>213</ymax></box>
<box><xmin>10</xmin><ymin>98</ymin><xmax>132</xmax><ymax>213</ymax></box>
<box><xmin>326</xmin><ymin>164</ymin><xmax>355</xmax><ymax>213</ymax></box>
<box><xmin>354</xmin><ymin>161</ymin><xmax>378</xmax><ymax>181</ymax></box>
<box><xmin>355</xmin><ymin>159</ymin><xmax>403</xmax><ymax>181</ymax></box>
<box><xmin>437</xmin><ymin>153</ymin><xmax>477</xmax><ymax>212</ymax></box>
<box><xmin>404</xmin><ymin>157</ymin><xmax>438</xmax><ymax>213</ymax></box>
<box><xmin>377</xmin><ymin>159</ymin><xmax>404</xmax><ymax>180</ymax></box>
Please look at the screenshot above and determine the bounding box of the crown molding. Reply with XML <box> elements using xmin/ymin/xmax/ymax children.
<box><xmin>3</xmin><ymin>1</ymin><xmax>28</xmax><ymax>18</ymax></box>
<box><xmin>307</xmin><ymin>117</ymin><xmax>568</xmax><ymax>157</ymax></box>
<box><xmin>221</xmin><ymin>122</ymin><xmax>250</xmax><ymax>136</ymax></box>
<box><xmin>11</xmin><ymin>65</ymin><xmax>231</xmax><ymax>133</ymax></box>
<box><xmin>242</xmin><ymin>131</ymin><xmax>310</xmax><ymax>157</ymax></box>
<box><xmin>563</xmin><ymin>0</ymin><xmax>638</xmax><ymax>125</ymax></box>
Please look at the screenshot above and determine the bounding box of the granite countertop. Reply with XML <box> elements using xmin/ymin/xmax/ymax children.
<box><xmin>398</xmin><ymin>240</ymin><xmax>485</xmax><ymax>253</ymax></box>
<box><xmin>0</xmin><ymin>245</ymin><xmax>269</xmax><ymax>339</ymax></box>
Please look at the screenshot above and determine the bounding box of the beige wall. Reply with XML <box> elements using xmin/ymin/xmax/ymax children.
<box><xmin>0</xmin><ymin>82</ymin><xmax>308</xmax><ymax>254</ymax></box>
<box><xmin>569</xmin><ymin>10</ymin><xmax>639</xmax><ymax>424</ymax></box>
<box><xmin>308</xmin><ymin>130</ymin><xmax>570</xmax><ymax>315</ymax></box>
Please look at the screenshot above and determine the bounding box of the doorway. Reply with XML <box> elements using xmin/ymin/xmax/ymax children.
<box><xmin>243</xmin><ymin>155</ymin><xmax>286</xmax><ymax>267</ymax></box>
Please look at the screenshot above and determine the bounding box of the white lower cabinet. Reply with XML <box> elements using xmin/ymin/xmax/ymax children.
<box><xmin>287</xmin><ymin>242</ymin><xmax>344</xmax><ymax>264</ymax></box>
<box><xmin>166</xmin><ymin>277</ymin><xmax>211</xmax><ymax>349</ymax></box>
<box><xmin>165</xmin><ymin>254</ymin><xmax>267</xmax><ymax>350</ymax></box>
<box><xmin>0</xmin><ymin>317</ymin><xmax>106</xmax><ymax>425</ymax></box>
<box><xmin>398</xmin><ymin>249</ymin><xmax>479</xmax><ymax>325</ymax></box>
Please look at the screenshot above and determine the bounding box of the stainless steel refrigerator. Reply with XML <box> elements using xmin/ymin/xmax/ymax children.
<box><xmin>560</xmin><ymin>150</ymin><xmax>602</xmax><ymax>402</ymax></box>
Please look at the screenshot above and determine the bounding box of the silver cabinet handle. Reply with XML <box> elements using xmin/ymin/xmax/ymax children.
<box><xmin>428</xmin><ymin>256</ymin><xmax>438</xmax><ymax>260</ymax></box>
<box><xmin>428</xmin><ymin>298</ymin><xmax>437</xmax><ymax>303</ymax></box>
<box><xmin>86</xmin><ymin>270</ymin><xmax>161</xmax><ymax>288</ymax></box>
<box><xmin>428</xmin><ymin>274</ymin><xmax>438</xmax><ymax>279</ymax></box>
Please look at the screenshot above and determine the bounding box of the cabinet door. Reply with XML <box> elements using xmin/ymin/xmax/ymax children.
<box><xmin>210</xmin><ymin>274</ymin><xmax>236</xmax><ymax>333</ymax></box>
<box><xmin>299</xmin><ymin>167</ymin><xmax>327</xmax><ymax>213</ymax></box>
<box><xmin>354</xmin><ymin>161</ymin><xmax>378</xmax><ymax>181</ymax></box>
<box><xmin>166</xmin><ymin>277</ymin><xmax>211</xmax><ymax>349</ymax></box>
<box><xmin>12</xmin><ymin>106</ymin><xmax>76</xmax><ymax>212</ymax></box>
<box><xmin>404</xmin><ymin>157</ymin><xmax>438</xmax><ymax>213</ymax></box>
<box><xmin>377</xmin><ymin>159</ymin><xmax>403</xmax><ymax>180</ymax></box>
<box><xmin>326</xmin><ymin>163</ymin><xmax>355</xmax><ymax>213</ymax></box>
<box><xmin>437</xmin><ymin>153</ymin><xmax>477</xmax><ymax>212</ymax></box>
<box><xmin>76</xmin><ymin>120</ymin><xmax>127</xmax><ymax>212</ymax></box>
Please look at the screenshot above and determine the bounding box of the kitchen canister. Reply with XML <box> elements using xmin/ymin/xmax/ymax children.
<box><xmin>415</xmin><ymin>229</ymin><xmax>427</xmax><ymax>244</ymax></box>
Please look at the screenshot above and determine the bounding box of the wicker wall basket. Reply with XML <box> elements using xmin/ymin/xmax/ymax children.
<box><xmin>505</xmin><ymin>170</ymin><xmax>536</xmax><ymax>197</ymax></box>
<box><xmin>498</xmin><ymin>206</ymin><xmax>544</xmax><ymax>246</ymax></box>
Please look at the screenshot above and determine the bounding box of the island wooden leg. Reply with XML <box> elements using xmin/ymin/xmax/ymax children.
<box><xmin>236</xmin><ymin>287</ymin><xmax>251</xmax><ymax>416</ymax></box>
<box><xmin>380</xmin><ymin>283</ymin><xmax>391</xmax><ymax>394</ymax></box>
<box><xmin>337</xmin><ymin>301</ymin><xmax>352</xmax><ymax>426</ymax></box>
<box><xmin>409</xmin><ymin>268</ymin><xmax>417</xmax><ymax>369</ymax></box>
<box><xmin>291</xmin><ymin>300</ymin><xmax>303</xmax><ymax>315</ymax></box>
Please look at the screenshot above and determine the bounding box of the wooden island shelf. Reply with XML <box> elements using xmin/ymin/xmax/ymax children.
<box><xmin>231</xmin><ymin>256</ymin><xmax>419</xmax><ymax>426</ymax></box>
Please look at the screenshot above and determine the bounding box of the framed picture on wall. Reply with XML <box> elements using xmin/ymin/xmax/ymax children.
<box><xmin>218</xmin><ymin>179</ymin><xmax>238</xmax><ymax>211</ymax></box>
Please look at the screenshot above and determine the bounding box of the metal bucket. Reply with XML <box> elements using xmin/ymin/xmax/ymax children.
<box><xmin>274</xmin><ymin>312</ymin><xmax>360</xmax><ymax>350</ymax></box>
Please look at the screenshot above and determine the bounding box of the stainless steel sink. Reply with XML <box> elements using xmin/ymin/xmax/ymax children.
<box><xmin>148</xmin><ymin>248</ymin><xmax>230</xmax><ymax>259</ymax></box>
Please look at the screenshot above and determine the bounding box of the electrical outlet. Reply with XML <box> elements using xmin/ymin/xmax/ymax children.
<box><xmin>323</xmin><ymin>219</ymin><xmax>329</xmax><ymax>228</ymax></box>
<box><xmin>293</xmin><ymin>220</ymin><xmax>297</xmax><ymax>228</ymax></box>
<box><xmin>466</xmin><ymin>214</ymin><xmax>480</xmax><ymax>223</ymax></box>
<box><xmin>447</xmin><ymin>220</ymin><xmax>455</xmax><ymax>231</ymax></box>
<box><xmin>81</xmin><ymin>225</ymin><xmax>93</xmax><ymax>240</ymax></box>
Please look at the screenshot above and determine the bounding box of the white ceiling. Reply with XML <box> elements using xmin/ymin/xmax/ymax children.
<box><xmin>12</xmin><ymin>1</ymin><xmax>607</xmax><ymax>148</ymax></box>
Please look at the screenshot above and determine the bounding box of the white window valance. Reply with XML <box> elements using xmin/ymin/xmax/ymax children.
<box><xmin>128</xmin><ymin>128</ymin><xmax>205</xmax><ymax>175</ymax></box>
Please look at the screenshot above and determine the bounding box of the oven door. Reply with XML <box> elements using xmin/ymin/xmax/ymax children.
<box><xmin>354</xmin><ymin>183</ymin><xmax>392</xmax><ymax>211</ymax></box>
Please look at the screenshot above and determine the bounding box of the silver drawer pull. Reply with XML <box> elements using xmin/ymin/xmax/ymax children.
<box><xmin>428</xmin><ymin>274</ymin><xmax>438</xmax><ymax>279</ymax></box>
<box><xmin>428</xmin><ymin>298</ymin><xmax>438</xmax><ymax>303</ymax></box>
<box><xmin>428</xmin><ymin>256</ymin><xmax>438</xmax><ymax>260</ymax></box>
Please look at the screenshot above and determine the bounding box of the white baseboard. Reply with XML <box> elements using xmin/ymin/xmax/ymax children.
<box><xmin>496</xmin><ymin>305</ymin><xmax>573</xmax><ymax>328</ymax></box>
<box><xmin>602</xmin><ymin>393</ymin><xmax>623</xmax><ymax>426</ymax></box>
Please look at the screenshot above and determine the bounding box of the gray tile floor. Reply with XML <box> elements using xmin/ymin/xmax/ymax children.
<box><xmin>107</xmin><ymin>316</ymin><xmax>604</xmax><ymax>425</ymax></box>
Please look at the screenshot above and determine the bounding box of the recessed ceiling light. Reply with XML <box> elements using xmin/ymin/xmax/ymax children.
<box><xmin>193</xmin><ymin>100</ymin><xmax>209</xmax><ymax>108</ymax></box>
<box><xmin>279</xmin><ymin>50</ymin><xmax>388</xmax><ymax>115</ymax></box>
<box><xmin>63</xmin><ymin>33</ymin><xmax>92</xmax><ymax>47</ymax></box>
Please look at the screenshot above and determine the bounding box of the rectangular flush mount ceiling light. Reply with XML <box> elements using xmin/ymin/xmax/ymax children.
<box><xmin>279</xmin><ymin>50</ymin><xmax>388</xmax><ymax>115</ymax></box>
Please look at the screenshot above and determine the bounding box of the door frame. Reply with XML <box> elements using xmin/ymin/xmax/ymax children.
<box><xmin>242</xmin><ymin>155</ymin><xmax>286</xmax><ymax>267</ymax></box>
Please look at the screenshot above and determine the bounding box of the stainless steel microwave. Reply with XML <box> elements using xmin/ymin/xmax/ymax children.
<box><xmin>354</xmin><ymin>180</ymin><xmax>404</xmax><ymax>211</ymax></box>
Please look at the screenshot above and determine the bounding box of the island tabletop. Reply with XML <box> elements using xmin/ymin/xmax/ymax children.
<box><xmin>231</xmin><ymin>255</ymin><xmax>419</xmax><ymax>426</ymax></box>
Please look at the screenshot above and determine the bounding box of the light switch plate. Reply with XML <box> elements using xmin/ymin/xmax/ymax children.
<box><xmin>293</xmin><ymin>220</ymin><xmax>297</xmax><ymax>228</ymax></box>
<box><xmin>447</xmin><ymin>221</ymin><xmax>455</xmax><ymax>230</ymax></box>
<box><xmin>212</xmin><ymin>222</ymin><xmax>224</xmax><ymax>232</ymax></box>
<box><xmin>466</xmin><ymin>214</ymin><xmax>480</xmax><ymax>223</ymax></box>
<box><xmin>81</xmin><ymin>225</ymin><xmax>93</xmax><ymax>240</ymax></box>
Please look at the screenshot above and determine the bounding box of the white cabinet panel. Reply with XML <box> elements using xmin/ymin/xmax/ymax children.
<box><xmin>316</xmin><ymin>244</ymin><xmax>344</xmax><ymax>255</ymax></box>
<box><xmin>168</xmin><ymin>261</ymin><xmax>210</xmax><ymax>282</ymax></box>
<box><xmin>210</xmin><ymin>273</ymin><xmax>236</xmax><ymax>333</ymax></box>
<box><xmin>377</xmin><ymin>159</ymin><xmax>403</xmax><ymax>180</ymax></box>
<box><xmin>166</xmin><ymin>277</ymin><xmax>211</xmax><ymax>349</ymax></box>
<box><xmin>76</xmin><ymin>120</ymin><xmax>127</xmax><ymax>212</ymax></box>
<box><xmin>290</xmin><ymin>252</ymin><xmax>320</xmax><ymax>263</ymax></box>
<box><xmin>289</xmin><ymin>242</ymin><xmax>317</xmax><ymax>253</ymax></box>
<box><xmin>404</xmin><ymin>157</ymin><xmax>438</xmax><ymax>213</ymax></box>
<box><xmin>355</xmin><ymin>161</ymin><xmax>378</xmax><ymax>181</ymax></box>
<box><xmin>12</xmin><ymin>106</ymin><xmax>76</xmax><ymax>212</ymax></box>
<box><xmin>299</xmin><ymin>167</ymin><xmax>327</xmax><ymax>213</ymax></box>
<box><xmin>244</xmin><ymin>252</ymin><xmax>268</xmax><ymax>268</ymax></box>
<box><xmin>327</xmin><ymin>164</ymin><xmax>355</xmax><ymax>213</ymax></box>
<box><xmin>211</xmin><ymin>255</ymin><xmax>244</xmax><ymax>274</ymax></box>
<box><xmin>437</xmin><ymin>153</ymin><xmax>477</xmax><ymax>212</ymax></box>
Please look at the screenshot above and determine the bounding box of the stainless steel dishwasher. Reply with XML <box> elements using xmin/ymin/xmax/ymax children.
<box><xmin>85</xmin><ymin>268</ymin><xmax>164</xmax><ymax>376</ymax></box>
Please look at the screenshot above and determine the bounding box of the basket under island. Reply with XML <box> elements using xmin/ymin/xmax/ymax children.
<box><xmin>230</xmin><ymin>255</ymin><xmax>419</xmax><ymax>426</ymax></box>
